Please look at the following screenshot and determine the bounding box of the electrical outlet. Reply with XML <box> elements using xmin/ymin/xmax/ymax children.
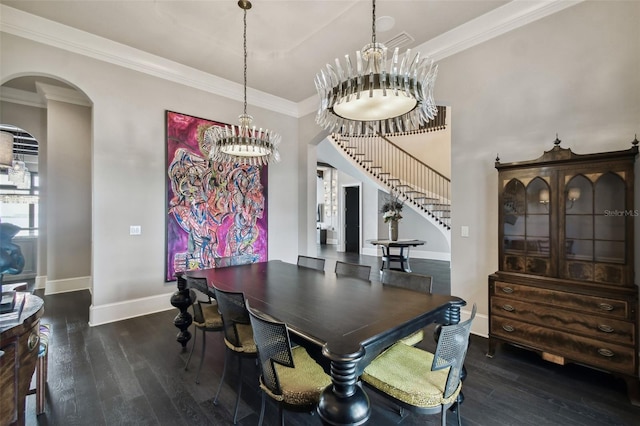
<box><xmin>130</xmin><ymin>225</ymin><xmax>142</xmax><ymax>235</ymax></box>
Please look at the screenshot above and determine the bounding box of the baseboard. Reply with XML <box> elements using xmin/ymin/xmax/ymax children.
<box><xmin>362</xmin><ymin>247</ymin><xmax>451</xmax><ymax>262</ymax></box>
<box><xmin>44</xmin><ymin>276</ymin><xmax>91</xmax><ymax>295</ymax></box>
<box><xmin>89</xmin><ymin>291</ymin><xmax>175</xmax><ymax>326</ymax></box>
<box><xmin>35</xmin><ymin>275</ymin><xmax>47</xmax><ymax>290</ymax></box>
<box><xmin>467</xmin><ymin>310</ymin><xmax>488</xmax><ymax>338</ymax></box>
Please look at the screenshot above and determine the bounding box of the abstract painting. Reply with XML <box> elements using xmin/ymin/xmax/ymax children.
<box><xmin>165</xmin><ymin>111</ymin><xmax>268</xmax><ymax>281</ymax></box>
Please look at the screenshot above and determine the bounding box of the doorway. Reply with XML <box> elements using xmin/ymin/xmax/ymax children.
<box><xmin>344</xmin><ymin>185</ymin><xmax>360</xmax><ymax>253</ymax></box>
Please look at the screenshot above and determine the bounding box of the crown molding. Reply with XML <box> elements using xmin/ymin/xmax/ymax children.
<box><xmin>2</xmin><ymin>2</ymin><xmax>582</xmax><ymax>119</ymax></box>
<box><xmin>36</xmin><ymin>82</ymin><xmax>92</xmax><ymax>107</ymax></box>
<box><xmin>297</xmin><ymin>0</ymin><xmax>583</xmax><ymax>117</ymax></box>
<box><xmin>0</xmin><ymin>4</ymin><xmax>300</xmax><ymax>117</ymax></box>
<box><xmin>417</xmin><ymin>0</ymin><xmax>583</xmax><ymax>62</ymax></box>
<box><xmin>0</xmin><ymin>86</ymin><xmax>46</xmax><ymax>108</ymax></box>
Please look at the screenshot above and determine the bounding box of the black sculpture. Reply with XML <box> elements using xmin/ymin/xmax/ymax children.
<box><xmin>0</xmin><ymin>222</ymin><xmax>25</xmax><ymax>313</ymax></box>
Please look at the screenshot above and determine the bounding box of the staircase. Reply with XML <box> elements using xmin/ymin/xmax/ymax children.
<box><xmin>329</xmin><ymin>110</ymin><xmax>451</xmax><ymax>230</ymax></box>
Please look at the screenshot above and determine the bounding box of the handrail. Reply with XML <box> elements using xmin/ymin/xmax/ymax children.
<box><xmin>331</xmin><ymin>112</ymin><xmax>451</xmax><ymax>229</ymax></box>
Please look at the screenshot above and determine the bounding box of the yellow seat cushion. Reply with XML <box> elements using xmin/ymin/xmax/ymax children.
<box><xmin>362</xmin><ymin>342</ymin><xmax>460</xmax><ymax>408</ymax></box>
<box><xmin>195</xmin><ymin>302</ymin><xmax>223</xmax><ymax>328</ymax></box>
<box><xmin>260</xmin><ymin>346</ymin><xmax>332</xmax><ymax>406</ymax></box>
<box><xmin>225</xmin><ymin>323</ymin><xmax>257</xmax><ymax>353</ymax></box>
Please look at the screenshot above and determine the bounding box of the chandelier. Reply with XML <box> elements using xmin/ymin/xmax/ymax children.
<box><xmin>9</xmin><ymin>155</ymin><xmax>31</xmax><ymax>190</ymax></box>
<box><xmin>314</xmin><ymin>0</ymin><xmax>439</xmax><ymax>136</ymax></box>
<box><xmin>204</xmin><ymin>0</ymin><xmax>280</xmax><ymax>166</ymax></box>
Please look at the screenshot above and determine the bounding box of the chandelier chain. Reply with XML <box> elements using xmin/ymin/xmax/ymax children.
<box><xmin>243</xmin><ymin>6</ymin><xmax>248</xmax><ymax>116</ymax></box>
<box><xmin>371</xmin><ymin>0</ymin><xmax>376</xmax><ymax>45</ymax></box>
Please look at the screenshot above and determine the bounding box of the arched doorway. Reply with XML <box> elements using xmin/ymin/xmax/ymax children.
<box><xmin>0</xmin><ymin>75</ymin><xmax>92</xmax><ymax>298</ymax></box>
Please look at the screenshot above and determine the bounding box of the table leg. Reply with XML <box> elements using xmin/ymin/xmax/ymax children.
<box><xmin>379</xmin><ymin>247</ymin><xmax>389</xmax><ymax>271</ymax></box>
<box><xmin>170</xmin><ymin>275</ymin><xmax>194</xmax><ymax>350</ymax></box>
<box><xmin>317</xmin><ymin>347</ymin><xmax>370</xmax><ymax>426</ymax></box>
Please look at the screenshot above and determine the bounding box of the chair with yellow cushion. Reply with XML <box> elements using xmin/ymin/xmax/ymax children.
<box><xmin>213</xmin><ymin>287</ymin><xmax>258</xmax><ymax>424</ymax></box>
<box><xmin>380</xmin><ymin>270</ymin><xmax>434</xmax><ymax>346</ymax></box>
<box><xmin>247</xmin><ymin>303</ymin><xmax>332</xmax><ymax>426</ymax></box>
<box><xmin>362</xmin><ymin>304</ymin><xmax>476</xmax><ymax>426</ymax></box>
<box><xmin>183</xmin><ymin>277</ymin><xmax>224</xmax><ymax>385</ymax></box>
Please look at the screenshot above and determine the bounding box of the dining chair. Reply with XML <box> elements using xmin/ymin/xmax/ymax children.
<box><xmin>361</xmin><ymin>304</ymin><xmax>477</xmax><ymax>426</ymax></box>
<box><xmin>247</xmin><ymin>303</ymin><xmax>332</xmax><ymax>426</ymax></box>
<box><xmin>380</xmin><ymin>270</ymin><xmax>434</xmax><ymax>346</ymax></box>
<box><xmin>296</xmin><ymin>255</ymin><xmax>326</xmax><ymax>271</ymax></box>
<box><xmin>183</xmin><ymin>277</ymin><xmax>223</xmax><ymax>385</ymax></box>
<box><xmin>380</xmin><ymin>270</ymin><xmax>433</xmax><ymax>293</ymax></box>
<box><xmin>213</xmin><ymin>287</ymin><xmax>258</xmax><ymax>424</ymax></box>
<box><xmin>334</xmin><ymin>260</ymin><xmax>371</xmax><ymax>281</ymax></box>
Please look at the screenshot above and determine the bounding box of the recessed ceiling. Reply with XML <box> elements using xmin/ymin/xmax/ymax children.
<box><xmin>2</xmin><ymin>1</ymin><xmax>508</xmax><ymax>103</ymax></box>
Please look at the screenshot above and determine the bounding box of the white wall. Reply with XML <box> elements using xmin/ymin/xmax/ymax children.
<box><xmin>1</xmin><ymin>32</ymin><xmax>299</xmax><ymax>324</ymax></box>
<box><xmin>441</xmin><ymin>1</ymin><xmax>640</xmax><ymax>335</ymax></box>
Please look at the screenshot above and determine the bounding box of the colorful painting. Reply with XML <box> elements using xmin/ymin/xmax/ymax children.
<box><xmin>165</xmin><ymin>111</ymin><xmax>268</xmax><ymax>281</ymax></box>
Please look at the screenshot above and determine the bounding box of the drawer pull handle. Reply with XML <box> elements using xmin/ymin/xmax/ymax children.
<box><xmin>502</xmin><ymin>304</ymin><xmax>515</xmax><ymax>312</ymax></box>
<box><xmin>27</xmin><ymin>332</ymin><xmax>39</xmax><ymax>352</ymax></box>
<box><xmin>597</xmin><ymin>324</ymin><xmax>614</xmax><ymax>333</ymax></box>
<box><xmin>597</xmin><ymin>348</ymin><xmax>615</xmax><ymax>358</ymax></box>
<box><xmin>501</xmin><ymin>287</ymin><xmax>514</xmax><ymax>294</ymax></box>
<box><xmin>597</xmin><ymin>303</ymin><xmax>614</xmax><ymax>311</ymax></box>
<box><xmin>502</xmin><ymin>324</ymin><xmax>515</xmax><ymax>332</ymax></box>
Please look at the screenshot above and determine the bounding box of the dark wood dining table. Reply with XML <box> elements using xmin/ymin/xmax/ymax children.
<box><xmin>173</xmin><ymin>260</ymin><xmax>465</xmax><ymax>425</ymax></box>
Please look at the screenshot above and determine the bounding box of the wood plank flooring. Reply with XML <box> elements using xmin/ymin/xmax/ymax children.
<box><xmin>22</xmin><ymin>251</ymin><xmax>640</xmax><ymax>425</ymax></box>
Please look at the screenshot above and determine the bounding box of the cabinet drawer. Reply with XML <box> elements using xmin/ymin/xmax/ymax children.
<box><xmin>493</xmin><ymin>281</ymin><xmax>628</xmax><ymax>319</ymax></box>
<box><xmin>491</xmin><ymin>296</ymin><xmax>635</xmax><ymax>345</ymax></box>
<box><xmin>491</xmin><ymin>315</ymin><xmax>636</xmax><ymax>375</ymax></box>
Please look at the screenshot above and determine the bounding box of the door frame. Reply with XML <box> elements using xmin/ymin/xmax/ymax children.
<box><xmin>339</xmin><ymin>183</ymin><xmax>362</xmax><ymax>253</ymax></box>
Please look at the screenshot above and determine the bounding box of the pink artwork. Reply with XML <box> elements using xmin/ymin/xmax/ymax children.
<box><xmin>165</xmin><ymin>111</ymin><xmax>268</xmax><ymax>281</ymax></box>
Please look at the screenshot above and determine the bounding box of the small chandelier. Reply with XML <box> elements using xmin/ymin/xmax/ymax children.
<box><xmin>9</xmin><ymin>156</ymin><xmax>31</xmax><ymax>189</ymax></box>
<box><xmin>315</xmin><ymin>0</ymin><xmax>439</xmax><ymax>136</ymax></box>
<box><xmin>204</xmin><ymin>0</ymin><xmax>280</xmax><ymax>166</ymax></box>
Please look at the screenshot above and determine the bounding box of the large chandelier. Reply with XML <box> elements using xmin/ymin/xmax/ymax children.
<box><xmin>315</xmin><ymin>0</ymin><xmax>439</xmax><ymax>136</ymax></box>
<box><xmin>204</xmin><ymin>0</ymin><xmax>280</xmax><ymax>166</ymax></box>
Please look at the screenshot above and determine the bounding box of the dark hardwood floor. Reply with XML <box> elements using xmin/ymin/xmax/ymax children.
<box><xmin>22</xmin><ymin>250</ymin><xmax>640</xmax><ymax>425</ymax></box>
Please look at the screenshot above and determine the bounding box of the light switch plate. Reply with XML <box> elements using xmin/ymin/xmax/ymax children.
<box><xmin>130</xmin><ymin>225</ymin><xmax>141</xmax><ymax>235</ymax></box>
<box><xmin>461</xmin><ymin>226</ymin><xmax>469</xmax><ymax>237</ymax></box>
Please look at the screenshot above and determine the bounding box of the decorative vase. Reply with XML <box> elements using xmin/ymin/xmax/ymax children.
<box><xmin>389</xmin><ymin>220</ymin><xmax>398</xmax><ymax>241</ymax></box>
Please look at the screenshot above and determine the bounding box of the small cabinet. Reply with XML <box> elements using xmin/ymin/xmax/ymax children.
<box><xmin>489</xmin><ymin>137</ymin><xmax>639</xmax><ymax>405</ymax></box>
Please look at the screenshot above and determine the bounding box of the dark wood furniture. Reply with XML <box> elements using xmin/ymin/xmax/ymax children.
<box><xmin>0</xmin><ymin>293</ymin><xmax>44</xmax><ymax>426</ymax></box>
<box><xmin>368</xmin><ymin>239</ymin><xmax>426</xmax><ymax>272</ymax></box>
<box><xmin>181</xmin><ymin>260</ymin><xmax>465</xmax><ymax>425</ymax></box>
<box><xmin>489</xmin><ymin>138</ymin><xmax>639</xmax><ymax>405</ymax></box>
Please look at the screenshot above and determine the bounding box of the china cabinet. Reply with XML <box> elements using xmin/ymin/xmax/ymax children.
<box><xmin>488</xmin><ymin>137</ymin><xmax>639</xmax><ymax>405</ymax></box>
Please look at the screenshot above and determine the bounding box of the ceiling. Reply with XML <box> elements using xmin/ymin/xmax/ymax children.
<box><xmin>2</xmin><ymin>0</ymin><xmax>509</xmax><ymax>103</ymax></box>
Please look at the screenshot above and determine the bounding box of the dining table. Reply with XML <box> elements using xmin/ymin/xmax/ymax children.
<box><xmin>172</xmin><ymin>260</ymin><xmax>465</xmax><ymax>425</ymax></box>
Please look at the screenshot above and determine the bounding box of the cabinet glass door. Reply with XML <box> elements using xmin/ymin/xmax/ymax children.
<box><xmin>525</xmin><ymin>177</ymin><xmax>551</xmax><ymax>275</ymax></box>
<box><xmin>502</xmin><ymin>177</ymin><xmax>551</xmax><ymax>275</ymax></box>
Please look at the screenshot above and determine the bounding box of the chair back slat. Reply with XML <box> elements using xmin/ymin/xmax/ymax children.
<box><xmin>297</xmin><ymin>255</ymin><xmax>326</xmax><ymax>271</ymax></box>
<box><xmin>247</xmin><ymin>305</ymin><xmax>295</xmax><ymax>396</ymax></box>
<box><xmin>432</xmin><ymin>304</ymin><xmax>476</xmax><ymax>399</ymax></box>
<box><xmin>381</xmin><ymin>270</ymin><xmax>433</xmax><ymax>293</ymax></box>
<box><xmin>334</xmin><ymin>261</ymin><xmax>371</xmax><ymax>281</ymax></box>
<box><xmin>214</xmin><ymin>287</ymin><xmax>250</xmax><ymax>347</ymax></box>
